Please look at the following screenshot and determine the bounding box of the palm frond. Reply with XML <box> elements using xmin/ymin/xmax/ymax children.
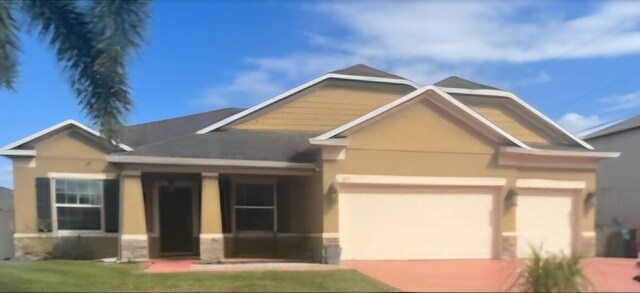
<box><xmin>0</xmin><ymin>1</ymin><xmax>19</xmax><ymax>91</ymax></box>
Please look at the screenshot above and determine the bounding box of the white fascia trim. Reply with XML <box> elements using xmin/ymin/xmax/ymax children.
<box><xmin>47</xmin><ymin>172</ymin><xmax>119</xmax><ymax>179</ymax></box>
<box><xmin>311</xmin><ymin>86</ymin><xmax>531</xmax><ymax>149</ymax></box>
<box><xmin>438</xmin><ymin>87</ymin><xmax>595</xmax><ymax>150</ymax></box>
<box><xmin>336</xmin><ymin>174</ymin><xmax>507</xmax><ymax>187</ymax></box>
<box><xmin>515</xmin><ymin>179</ymin><xmax>586</xmax><ymax>190</ymax></box>
<box><xmin>0</xmin><ymin>119</ymin><xmax>133</xmax><ymax>153</ymax></box>
<box><xmin>308</xmin><ymin>137</ymin><xmax>349</xmax><ymax>146</ymax></box>
<box><xmin>195</xmin><ymin>73</ymin><xmax>419</xmax><ymax>134</ymax></box>
<box><xmin>501</xmin><ymin>146</ymin><xmax>620</xmax><ymax>159</ymax></box>
<box><xmin>107</xmin><ymin>155</ymin><xmax>317</xmax><ymax>169</ymax></box>
<box><xmin>0</xmin><ymin>149</ymin><xmax>36</xmax><ymax>156</ymax></box>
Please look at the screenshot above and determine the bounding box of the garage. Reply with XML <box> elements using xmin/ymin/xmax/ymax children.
<box><xmin>516</xmin><ymin>190</ymin><xmax>574</xmax><ymax>258</ymax></box>
<box><xmin>337</xmin><ymin>176</ymin><xmax>501</xmax><ymax>260</ymax></box>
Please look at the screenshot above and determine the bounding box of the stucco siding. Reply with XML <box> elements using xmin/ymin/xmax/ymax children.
<box><xmin>320</xmin><ymin>97</ymin><xmax>597</xmax><ymax>257</ymax></box>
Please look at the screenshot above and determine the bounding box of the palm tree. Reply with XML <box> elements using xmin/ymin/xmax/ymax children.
<box><xmin>0</xmin><ymin>0</ymin><xmax>149</xmax><ymax>140</ymax></box>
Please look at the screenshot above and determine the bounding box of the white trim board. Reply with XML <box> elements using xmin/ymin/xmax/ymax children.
<box><xmin>0</xmin><ymin>149</ymin><xmax>36</xmax><ymax>156</ymax></box>
<box><xmin>195</xmin><ymin>73</ymin><xmax>419</xmax><ymax>134</ymax></box>
<box><xmin>336</xmin><ymin>174</ymin><xmax>507</xmax><ymax>187</ymax></box>
<box><xmin>515</xmin><ymin>179</ymin><xmax>587</xmax><ymax>190</ymax></box>
<box><xmin>310</xmin><ymin>85</ymin><xmax>531</xmax><ymax>149</ymax></box>
<box><xmin>107</xmin><ymin>155</ymin><xmax>317</xmax><ymax>170</ymax></box>
<box><xmin>437</xmin><ymin>86</ymin><xmax>594</xmax><ymax>150</ymax></box>
<box><xmin>0</xmin><ymin>119</ymin><xmax>132</xmax><ymax>154</ymax></box>
<box><xmin>500</xmin><ymin>146</ymin><xmax>619</xmax><ymax>159</ymax></box>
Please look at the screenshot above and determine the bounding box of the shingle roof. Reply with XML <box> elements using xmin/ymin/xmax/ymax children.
<box><xmin>435</xmin><ymin>76</ymin><xmax>501</xmax><ymax>90</ymax></box>
<box><xmin>583</xmin><ymin>115</ymin><xmax>640</xmax><ymax>140</ymax></box>
<box><xmin>115</xmin><ymin>129</ymin><xmax>317</xmax><ymax>163</ymax></box>
<box><xmin>330</xmin><ymin>64</ymin><xmax>407</xmax><ymax>80</ymax></box>
<box><xmin>118</xmin><ymin>108</ymin><xmax>243</xmax><ymax>148</ymax></box>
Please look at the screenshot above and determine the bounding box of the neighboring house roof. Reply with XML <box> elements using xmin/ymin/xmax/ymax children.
<box><xmin>330</xmin><ymin>64</ymin><xmax>407</xmax><ymax>80</ymax></box>
<box><xmin>582</xmin><ymin>115</ymin><xmax>640</xmax><ymax>140</ymax></box>
<box><xmin>435</xmin><ymin>76</ymin><xmax>501</xmax><ymax>90</ymax></box>
<box><xmin>118</xmin><ymin>108</ymin><xmax>242</xmax><ymax>148</ymax></box>
<box><xmin>110</xmin><ymin>129</ymin><xmax>316</xmax><ymax>163</ymax></box>
<box><xmin>196</xmin><ymin>65</ymin><xmax>419</xmax><ymax>134</ymax></box>
<box><xmin>0</xmin><ymin>119</ymin><xmax>132</xmax><ymax>157</ymax></box>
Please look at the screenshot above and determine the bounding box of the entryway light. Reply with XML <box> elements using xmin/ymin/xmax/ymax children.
<box><xmin>585</xmin><ymin>192</ymin><xmax>597</xmax><ymax>208</ymax></box>
<box><xmin>505</xmin><ymin>189</ymin><xmax>518</xmax><ymax>207</ymax></box>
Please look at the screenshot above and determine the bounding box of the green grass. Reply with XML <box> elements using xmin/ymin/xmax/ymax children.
<box><xmin>0</xmin><ymin>260</ymin><xmax>393</xmax><ymax>292</ymax></box>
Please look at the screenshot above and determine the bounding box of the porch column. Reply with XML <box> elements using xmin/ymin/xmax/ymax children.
<box><xmin>119</xmin><ymin>171</ymin><xmax>149</xmax><ymax>261</ymax></box>
<box><xmin>200</xmin><ymin>172</ymin><xmax>224</xmax><ymax>262</ymax></box>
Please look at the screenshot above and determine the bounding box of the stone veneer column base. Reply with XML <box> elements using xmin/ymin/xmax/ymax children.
<box><xmin>322</xmin><ymin>234</ymin><xmax>341</xmax><ymax>264</ymax></box>
<box><xmin>580</xmin><ymin>232</ymin><xmax>596</xmax><ymax>257</ymax></box>
<box><xmin>200</xmin><ymin>234</ymin><xmax>224</xmax><ymax>263</ymax></box>
<box><xmin>120</xmin><ymin>235</ymin><xmax>149</xmax><ymax>261</ymax></box>
<box><xmin>501</xmin><ymin>233</ymin><xmax>517</xmax><ymax>260</ymax></box>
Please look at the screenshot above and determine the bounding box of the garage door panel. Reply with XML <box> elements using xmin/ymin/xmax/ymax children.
<box><xmin>339</xmin><ymin>189</ymin><xmax>494</xmax><ymax>260</ymax></box>
<box><xmin>516</xmin><ymin>194</ymin><xmax>573</xmax><ymax>258</ymax></box>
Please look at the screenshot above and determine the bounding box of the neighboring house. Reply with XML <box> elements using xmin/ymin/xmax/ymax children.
<box><xmin>583</xmin><ymin>116</ymin><xmax>640</xmax><ymax>256</ymax></box>
<box><xmin>0</xmin><ymin>187</ymin><xmax>14</xmax><ymax>259</ymax></box>
<box><xmin>0</xmin><ymin>64</ymin><xmax>619</xmax><ymax>263</ymax></box>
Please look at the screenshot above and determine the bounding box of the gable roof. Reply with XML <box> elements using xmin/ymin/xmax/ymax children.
<box><xmin>118</xmin><ymin>108</ymin><xmax>242</xmax><ymax>148</ymax></box>
<box><xmin>330</xmin><ymin>64</ymin><xmax>407</xmax><ymax>80</ymax></box>
<box><xmin>0</xmin><ymin>120</ymin><xmax>132</xmax><ymax>157</ymax></box>
<box><xmin>582</xmin><ymin>115</ymin><xmax>640</xmax><ymax>140</ymax></box>
<box><xmin>435</xmin><ymin>76</ymin><xmax>501</xmax><ymax>90</ymax></box>
<box><xmin>196</xmin><ymin>65</ymin><xmax>419</xmax><ymax>134</ymax></box>
<box><xmin>311</xmin><ymin>85</ymin><xmax>531</xmax><ymax>149</ymax></box>
<box><xmin>434</xmin><ymin>85</ymin><xmax>594</xmax><ymax>150</ymax></box>
<box><xmin>312</xmin><ymin>82</ymin><xmax>595</xmax><ymax>151</ymax></box>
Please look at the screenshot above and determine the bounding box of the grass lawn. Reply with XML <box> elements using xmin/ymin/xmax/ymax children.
<box><xmin>0</xmin><ymin>260</ymin><xmax>393</xmax><ymax>292</ymax></box>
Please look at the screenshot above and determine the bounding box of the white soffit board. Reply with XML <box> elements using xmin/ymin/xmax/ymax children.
<box><xmin>195</xmin><ymin>73</ymin><xmax>420</xmax><ymax>134</ymax></box>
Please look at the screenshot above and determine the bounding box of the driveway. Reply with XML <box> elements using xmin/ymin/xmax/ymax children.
<box><xmin>343</xmin><ymin>258</ymin><xmax>640</xmax><ymax>292</ymax></box>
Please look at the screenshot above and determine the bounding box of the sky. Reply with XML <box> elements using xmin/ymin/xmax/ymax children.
<box><xmin>1</xmin><ymin>1</ymin><xmax>640</xmax><ymax>187</ymax></box>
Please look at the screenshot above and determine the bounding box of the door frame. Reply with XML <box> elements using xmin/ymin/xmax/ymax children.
<box><xmin>153</xmin><ymin>180</ymin><xmax>200</xmax><ymax>257</ymax></box>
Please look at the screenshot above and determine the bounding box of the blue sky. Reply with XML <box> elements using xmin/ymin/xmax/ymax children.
<box><xmin>1</xmin><ymin>1</ymin><xmax>640</xmax><ymax>187</ymax></box>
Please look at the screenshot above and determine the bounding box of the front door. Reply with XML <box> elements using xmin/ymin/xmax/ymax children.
<box><xmin>159</xmin><ymin>186</ymin><xmax>195</xmax><ymax>255</ymax></box>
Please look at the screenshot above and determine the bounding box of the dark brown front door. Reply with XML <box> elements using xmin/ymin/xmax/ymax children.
<box><xmin>159</xmin><ymin>186</ymin><xmax>194</xmax><ymax>255</ymax></box>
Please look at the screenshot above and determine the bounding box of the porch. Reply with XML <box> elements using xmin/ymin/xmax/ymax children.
<box><xmin>118</xmin><ymin>170</ymin><xmax>323</xmax><ymax>262</ymax></box>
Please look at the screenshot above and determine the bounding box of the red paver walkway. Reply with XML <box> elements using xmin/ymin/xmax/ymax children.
<box><xmin>582</xmin><ymin>258</ymin><xmax>640</xmax><ymax>292</ymax></box>
<box><xmin>343</xmin><ymin>259</ymin><xmax>520</xmax><ymax>292</ymax></box>
<box><xmin>343</xmin><ymin>258</ymin><xmax>640</xmax><ymax>292</ymax></box>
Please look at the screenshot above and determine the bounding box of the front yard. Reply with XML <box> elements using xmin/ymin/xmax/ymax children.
<box><xmin>0</xmin><ymin>260</ymin><xmax>393</xmax><ymax>292</ymax></box>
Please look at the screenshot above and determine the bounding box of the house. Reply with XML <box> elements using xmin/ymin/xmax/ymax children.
<box><xmin>583</xmin><ymin>116</ymin><xmax>640</xmax><ymax>256</ymax></box>
<box><xmin>0</xmin><ymin>64</ymin><xmax>619</xmax><ymax>263</ymax></box>
<box><xmin>0</xmin><ymin>187</ymin><xmax>13</xmax><ymax>259</ymax></box>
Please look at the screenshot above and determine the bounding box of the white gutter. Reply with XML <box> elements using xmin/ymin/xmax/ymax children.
<box><xmin>500</xmin><ymin>146</ymin><xmax>620</xmax><ymax>158</ymax></box>
<box><xmin>0</xmin><ymin>149</ymin><xmax>36</xmax><ymax>156</ymax></box>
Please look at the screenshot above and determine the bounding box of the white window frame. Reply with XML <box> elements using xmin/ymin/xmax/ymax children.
<box><xmin>48</xmin><ymin>173</ymin><xmax>116</xmax><ymax>233</ymax></box>
<box><xmin>231</xmin><ymin>177</ymin><xmax>277</xmax><ymax>234</ymax></box>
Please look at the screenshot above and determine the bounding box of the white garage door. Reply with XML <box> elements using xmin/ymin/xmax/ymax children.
<box><xmin>339</xmin><ymin>187</ymin><xmax>494</xmax><ymax>260</ymax></box>
<box><xmin>516</xmin><ymin>193</ymin><xmax>573</xmax><ymax>258</ymax></box>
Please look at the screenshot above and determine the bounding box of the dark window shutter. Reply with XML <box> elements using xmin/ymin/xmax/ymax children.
<box><xmin>35</xmin><ymin>177</ymin><xmax>52</xmax><ymax>232</ymax></box>
<box><xmin>103</xmin><ymin>179</ymin><xmax>120</xmax><ymax>233</ymax></box>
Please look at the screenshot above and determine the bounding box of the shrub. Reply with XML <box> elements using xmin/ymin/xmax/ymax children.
<box><xmin>515</xmin><ymin>246</ymin><xmax>592</xmax><ymax>292</ymax></box>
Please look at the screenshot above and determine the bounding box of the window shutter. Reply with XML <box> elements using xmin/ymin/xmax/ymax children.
<box><xmin>35</xmin><ymin>177</ymin><xmax>52</xmax><ymax>232</ymax></box>
<box><xmin>103</xmin><ymin>179</ymin><xmax>120</xmax><ymax>233</ymax></box>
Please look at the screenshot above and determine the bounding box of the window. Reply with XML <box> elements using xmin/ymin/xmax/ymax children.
<box><xmin>54</xmin><ymin>179</ymin><xmax>102</xmax><ymax>230</ymax></box>
<box><xmin>234</xmin><ymin>183</ymin><xmax>275</xmax><ymax>232</ymax></box>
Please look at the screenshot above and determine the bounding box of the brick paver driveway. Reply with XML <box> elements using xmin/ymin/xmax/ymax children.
<box><xmin>343</xmin><ymin>258</ymin><xmax>640</xmax><ymax>292</ymax></box>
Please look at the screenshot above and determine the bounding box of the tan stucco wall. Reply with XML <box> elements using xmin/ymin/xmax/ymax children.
<box><xmin>233</xmin><ymin>79</ymin><xmax>414</xmax><ymax>133</ymax></box>
<box><xmin>320</xmin><ymin>98</ymin><xmax>596</xmax><ymax>237</ymax></box>
<box><xmin>13</xmin><ymin>131</ymin><xmax>119</xmax><ymax>234</ymax></box>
